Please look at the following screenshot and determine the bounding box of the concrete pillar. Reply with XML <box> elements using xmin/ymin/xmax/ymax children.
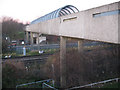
<box><xmin>30</xmin><ymin>32</ymin><xmax>33</xmax><ymax>45</ymax></box>
<box><xmin>37</xmin><ymin>33</ymin><xmax>40</xmax><ymax>51</ymax></box>
<box><xmin>26</xmin><ymin>31</ymin><xmax>29</xmax><ymax>44</ymax></box>
<box><xmin>78</xmin><ymin>40</ymin><xmax>83</xmax><ymax>53</ymax></box>
<box><xmin>37</xmin><ymin>33</ymin><xmax>39</xmax><ymax>44</ymax></box>
<box><xmin>60</xmin><ymin>36</ymin><xmax>67</xmax><ymax>88</ymax></box>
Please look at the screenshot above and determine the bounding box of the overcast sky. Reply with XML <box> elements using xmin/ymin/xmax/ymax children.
<box><xmin>0</xmin><ymin>0</ymin><xmax>119</xmax><ymax>23</ymax></box>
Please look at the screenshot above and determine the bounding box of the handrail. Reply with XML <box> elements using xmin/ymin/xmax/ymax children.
<box><xmin>68</xmin><ymin>78</ymin><xmax>119</xmax><ymax>89</ymax></box>
<box><xmin>16</xmin><ymin>79</ymin><xmax>53</xmax><ymax>89</ymax></box>
<box><xmin>42</xmin><ymin>83</ymin><xmax>58</xmax><ymax>90</ymax></box>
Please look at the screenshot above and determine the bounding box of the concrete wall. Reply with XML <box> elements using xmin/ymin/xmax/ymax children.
<box><xmin>118</xmin><ymin>2</ymin><xmax>120</xmax><ymax>43</ymax></box>
<box><xmin>26</xmin><ymin>1</ymin><xmax>120</xmax><ymax>44</ymax></box>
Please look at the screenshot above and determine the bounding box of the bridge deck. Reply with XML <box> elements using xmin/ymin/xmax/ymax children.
<box><xmin>26</xmin><ymin>1</ymin><xmax>120</xmax><ymax>44</ymax></box>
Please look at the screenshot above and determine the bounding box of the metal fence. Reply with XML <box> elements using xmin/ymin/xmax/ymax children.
<box><xmin>16</xmin><ymin>79</ymin><xmax>56</xmax><ymax>89</ymax></box>
<box><xmin>10</xmin><ymin>43</ymin><xmax>78</xmax><ymax>54</ymax></box>
<box><xmin>10</xmin><ymin>42</ymin><xmax>107</xmax><ymax>54</ymax></box>
<box><xmin>16</xmin><ymin>77</ymin><xmax>119</xmax><ymax>89</ymax></box>
<box><xmin>68</xmin><ymin>78</ymin><xmax>120</xmax><ymax>89</ymax></box>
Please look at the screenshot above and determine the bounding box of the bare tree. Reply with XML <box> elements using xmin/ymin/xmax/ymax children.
<box><xmin>2</xmin><ymin>16</ymin><xmax>25</xmax><ymax>53</ymax></box>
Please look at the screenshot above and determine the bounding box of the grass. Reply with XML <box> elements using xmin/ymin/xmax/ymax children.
<box><xmin>2</xmin><ymin>48</ymin><xmax>59</xmax><ymax>58</ymax></box>
<box><xmin>2</xmin><ymin>42</ymin><xmax>112</xmax><ymax>58</ymax></box>
<box><xmin>101</xmin><ymin>82</ymin><xmax>120</xmax><ymax>88</ymax></box>
<box><xmin>26</xmin><ymin>50</ymin><xmax>39</xmax><ymax>56</ymax></box>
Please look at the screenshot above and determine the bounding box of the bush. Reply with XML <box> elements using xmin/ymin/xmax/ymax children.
<box><xmin>45</xmin><ymin>45</ymin><xmax>120</xmax><ymax>88</ymax></box>
<box><xmin>2</xmin><ymin>61</ymin><xmax>26</xmax><ymax>88</ymax></box>
<box><xmin>2</xmin><ymin>60</ymin><xmax>48</xmax><ymax>88</ymax></box>
<box><xmin>27</xmin><ymin>50</ymin><xmax>39</xmax><ymax>56</ymax></box>
<box><xmin>2</xmin><ymin>40</ymin><xmax>10</xmax><ymax>54</ymax></box>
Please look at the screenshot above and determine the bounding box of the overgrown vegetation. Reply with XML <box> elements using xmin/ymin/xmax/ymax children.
<box><xmin>2</xmin><ymin>48</ymin><xmax>58</xmax><ymax>58</ymax></box>
<box><xmin>2</xmin><ymin>42</ymin><xmax>120</xmax><ymax>88</ymax></box>
<box><xmin>45</xmin><ymin>44</ymin><xmax>120</xmax><ymax>88</ymax></box>
<box><xmin>100</xmin><ymin>82</ymin><xmax>120</xmax><ymax>88</ymax></box>
<box><xmin>2</xmin><ymin>60</ymin><xmax>48</xmax><ymax>88</ymax></box>
<box><xmin>2</xmin><ymin>16</ymin><xmax>26</xmax><ymax>54</ymax></box>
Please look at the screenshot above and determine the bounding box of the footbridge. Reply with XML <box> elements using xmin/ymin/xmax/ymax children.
<box><xmin>26</xmin><ymin>2</ymin><xmax>120</xmax><ymax>44</ymax></box>
<box><xmin>25</xmin><ymin>1</ymin><xmax>120</xmax><ymax>88</ymax></box>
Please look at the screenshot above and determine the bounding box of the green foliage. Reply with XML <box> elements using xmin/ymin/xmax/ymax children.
<box><xmin>27</xmin><ymin>50</ymin><xmax>39</xmax><ymax>56</ymax></box>
<box><xmin>43</xmin><ymin>49</ymin><xmax>58</xmax><ymax>54</ymax></box>
<box><xmin>16</xmin><ymin>32</ymin><xmax>25</xmax><ymax>40</ymax></box>
<box><xmin>2</xmin><ymin>40</ymin><xmax>10</xmax><ymax>54</ymax></box>
<box><xmin>26</xmin><ymin>49</ymin><xmax>58</xmax><ymax>56</ymax></box>
<box><xmin>101</xmin><ymin>82</ymin><xmax>120</xmax><ymax>88</ymax></box>
<box><xmin>2</xmin><ymin>47</ymin><xmax>58</xmax><ymax>58</ymax></box>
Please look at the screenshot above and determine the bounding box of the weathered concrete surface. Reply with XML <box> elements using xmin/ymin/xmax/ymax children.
<box><xmin>60</xmin><ymin>36</ymin><xmax>67</xmax><ymax>88</ymax></box>
<box><xmin>26</xmin><ymin>1</ymin><xmax>120</xmax><ymax>44</ymax></box>
<box><xmin>118</xmin><ymin>2</ymin><xmax>120</xmax><ymax>43</ymax></box>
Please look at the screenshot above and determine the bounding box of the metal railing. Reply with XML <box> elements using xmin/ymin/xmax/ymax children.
<box><xmin>68</xmin><ymin>78</ymin><xmax>119</xmax><ymax>89</ymax></box>
<box><xmin>42</xmin><ymin>82</ymin><xmax>58</xmax><ymax>90</ymax></box>
<box><xmin>16</xmin><ymin>79</ymin><xmax>56</xmax><ymax>89</ymax></box>
<box><xmin>10</xmin><ymin>42</ymin><xmax>107</xmax><ymax>54</ymax></box>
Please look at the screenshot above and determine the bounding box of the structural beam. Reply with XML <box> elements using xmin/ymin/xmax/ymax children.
<box><xmin>60</xmin><ymin>36</ymin><xmax>67</xmax><ymax>88</ymax></box>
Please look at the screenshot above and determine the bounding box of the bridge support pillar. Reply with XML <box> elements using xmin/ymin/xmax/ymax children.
<box><xmin>60</xmin><ymin>36</ymin><xmax>67</xmax><ymax>88</ymax></box>
<box><xmin>25</xmin><ymin>31</ymin><xmax>29</xmax><ymax>44</ymax></box>
<box><xmin>36</xmin><ymin>33</ymin><xmax>39</xmax><ymax>44</ymax></box>
<box><xmin>78</xmin><ymin>40</ymin><xmax>83</xmax><ymax>52</ymax></box>
<box><xmin>37</xmin><ymin>33</ymin><xmax>40</xmax><ymax>51</ymax></box>
<box><xmin>30</xmin><ymin>32</ymin><xmax>33</xmax><ymax>45</ymax></box>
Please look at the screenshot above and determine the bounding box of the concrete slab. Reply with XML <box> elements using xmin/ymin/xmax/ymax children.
<box><xmin>26</xmin><ymin>1</ymin><xmax>120</xmax><ymax>44</ymax></box>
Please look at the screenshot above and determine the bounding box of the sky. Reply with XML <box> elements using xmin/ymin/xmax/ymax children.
<box><xmin>0</xmin><ymin>0</ymin><xmax>119</xmax><ymax>24</ymax></box>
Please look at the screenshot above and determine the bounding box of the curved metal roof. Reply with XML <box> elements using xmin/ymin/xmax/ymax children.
<box><xmin>31</xmin><ymin>5</ymin><xmax>79</xmax><ymax>24</ymax></box>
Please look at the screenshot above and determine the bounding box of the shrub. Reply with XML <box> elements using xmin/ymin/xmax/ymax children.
<box><xmin>45</xmin><ymin>45</ymin><xmax>120</xmax><ymax>88</ymax></box>
<box><xmin>2</xmin><ymin>60</ymin><xmax>26</xmax><ymax>88</ymax></box>
<box><xmin>2</xmin><ymin>60</ymin><xmax>48</xmax><ymax>88</ymax></box>
<box><xmin>27</xmin><ymin>50</ymin><xmax>39</xmax><ymax>56</ymax></box>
